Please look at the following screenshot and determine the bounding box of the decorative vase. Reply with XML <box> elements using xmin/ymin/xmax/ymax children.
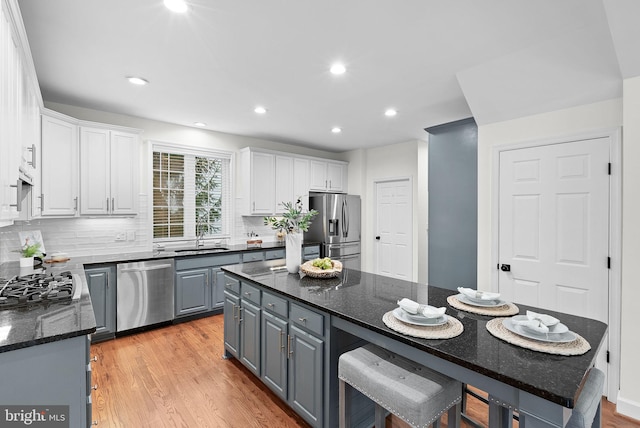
<box><xmin>19</xmin><ymin>256</ymin><xmax>34</xmax><ymax>267</ymax></box>
<box><xmin>285</xmin><ymin>232</ymin><xmax>302</xmax><ymax>273</ymax></box>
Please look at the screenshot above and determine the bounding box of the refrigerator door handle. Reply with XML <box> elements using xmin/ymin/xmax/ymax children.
<box><xmin>342</xmin><ymin>199</ymin><xmax>349</xmax><ymax>238</ymax></box>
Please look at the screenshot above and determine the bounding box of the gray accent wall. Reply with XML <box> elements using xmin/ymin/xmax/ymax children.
<box><xmin>426</xmin><ymin>118</ymin><xmax>477</xmax><ymax>290</ymax></box>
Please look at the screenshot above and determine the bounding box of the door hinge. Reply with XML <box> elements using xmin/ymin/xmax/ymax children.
<box><xmin>607</xmin><ymin>257</ymin><xmax>611</xmax><ymax>269</ymax></box>
<box><xmin>606</xmin><ymin>350</ymin><xmax>610</xmax><ymax>363</ymax></box>
<box><xmin>608</xmin><ymin>163</ymin><xmax>612</xmax><ymax>175</ymax></box>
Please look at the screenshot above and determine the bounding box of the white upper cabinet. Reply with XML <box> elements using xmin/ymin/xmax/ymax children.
<box><xmin>79</xmin><ymin>127</ymin><xmax>139</xmax><ymax>215</ymax></box>
<box><xmin>240</xmin><ymin>147</ymin><xmax>348</xmax><ymax>215</ymax></box>
<box><xmin>241</xmin><ymin>149</ymin><xmax>275</xmax><ymax>215</ymax></box>
<box><xmin>309</xmin><ymin>159</ymin><xmax>347</xmax><ymax>192</ymax></box>
<box><xmin>293</xmin><ymin>157</ymin><xmax>310</xmax><ymax>211</ymax></box>
<box><xmin>109</xmin><ymin>131</ymin><xmax>139</xmax><ymax>214</ymax></box>
<box><xmin>0</xmin><ymin>1</ymin><xmax>42</xmax><ymax>225</ymax></box>
<box><xmin>41</xmin><ymin>113</ymin><xmax>79</xmax><ymax>216</ymax></box>
<box><xmin>274</xmin><ymin>155</ymin><xmax>293</xmax><ymax>214</ymax></box>
<box><xmin>41</xmin><ymin>110</ymin><xmax>141</xmax><ymax>217</ymax></box>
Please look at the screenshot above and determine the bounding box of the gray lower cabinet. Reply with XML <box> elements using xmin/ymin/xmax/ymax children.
<box><xmin>224</xmin><ymin>277</ymin><xmax>325</xmax><ymax>427</ymax></box>
<box><xmin>240</xmin><ymin>299</ymin><xmax>261</xmax><ymax>376</ymax></box>
<box><xmin>0</xmin><ymin>335</ymin><xmax>94</xmax><ymax>427</ymax></box>
<box><xmin>175</xmin><ymin>268</ymin><xmax>210</xmax><ymax>316</ymax></box>
<box><xmin>288</xmin><ymin>324</ymin><xmax>323</xmax><ymax>426</ymax></box>
<box><xmin>85</xmin><ymin>264</ymin><xmax>116</xmax><ymax>342</ymax></box>
<box><xmin>175</xmin><ymin>253</ymin><xmax>241</xmax><ymax>318</ymax></box>
<box><xmin>261</xmin><ymin>310</ymin><xmax>288</xmax><ymax>400</ymax></box>
<box><xmin>223</xmin><ymin>290</ymin><xmax>240</xmax><ymax>358</ymax></box>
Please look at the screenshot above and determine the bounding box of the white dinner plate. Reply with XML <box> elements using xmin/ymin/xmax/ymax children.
<box><xmin>511</xmin><ymin>315</ymin><xmax>568</xmax><ymax>334</ymax></box>
<box><xmin>502</xmin><ymin>318</ymin><xmax>577</xmax><ymax>343</ymax></box>
<box><xmin>456</xmin><ymin>294</ymin><xmax>507</xmax><ymax>308</ymax></box>
<box><xmin>392</xmin><ymin>308</ymin><xmax>448</xmax><ymax>326</ymax></box>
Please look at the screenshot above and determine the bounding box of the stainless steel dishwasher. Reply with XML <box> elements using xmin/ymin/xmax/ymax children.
<box><xmin>116</xmin><ymin>259</ymin><xmax>175</xmax><ymax>332</ymax></box>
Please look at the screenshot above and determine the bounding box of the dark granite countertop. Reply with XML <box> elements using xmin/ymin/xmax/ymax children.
<box><xmin>221</xmin><ymin>260</ymin><xmax>608</xmax><ymax>408</ymax></box>
<box><xmin>0</xmin><ymin>241</ymin><xmax>320</xmax><ymax>354</ymax></box>
<box><xmin>0</xmin><ymin>260</ymin><xmax>96</xmax><ymax>353</ymax></box>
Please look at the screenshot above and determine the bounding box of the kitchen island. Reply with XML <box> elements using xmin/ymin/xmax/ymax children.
<box><xmin>222</xmin><ymin>260</ymin><xmax>608</xmax><ymax>428</ymax></box>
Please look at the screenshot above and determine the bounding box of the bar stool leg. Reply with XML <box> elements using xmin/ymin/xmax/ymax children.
<box><xmin>339</xmin><ymin>379</ymin><xmax>351</xmax><ymax>428</ymax></box>
<box><xmin>448</xmin><ymin>402</ymin><xmax>461</xmax><ymax>428</ymax></box>
<box><xmin>374</xmin><ymin>403</ymin><xmax>386</xmax><ymax>427</ymax></box>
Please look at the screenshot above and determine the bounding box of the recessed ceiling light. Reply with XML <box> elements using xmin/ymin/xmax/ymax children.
<box><xmin>254</xmin><ymin>106</ymin><xmax>267</xmax><ymax>114</ymax></box>
<box><xmin>330</xmin><ymin>63</ymin><xmax>346</xmax><ymax>75</ymax></box>
<box><xmin>164</xmin><ymin>0</ymin><xmax>188</xmax><ymax>13</ymax></box>
<box><xmin>127</xmin><ymin>76</ymin><xmax>149</xmax><ymax>86</ymax></box>
<box><xmin>193</xmin><ymin>122</ymin><xmax>206</xmax><ymax>127</ymax></box>
<box><xmin>385</xmin><ymin>108</ymin><xmax>398</xmax><ymax>117</ymax></box>
<box><xmin>331</xmin><ymin>127</ymin><xmax>342</xmax><ymax>134</ymax></box>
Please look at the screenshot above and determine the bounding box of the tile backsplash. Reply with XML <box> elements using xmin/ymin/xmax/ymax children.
<box><xmin>0</xmin><ymin>195</ymin><xmax>290</xmax><ymax>263</ymax></box>
<box><xmin>0</xmin><ymin>196</ymin><xmax>150</xmax><ymax>262</ymax></box>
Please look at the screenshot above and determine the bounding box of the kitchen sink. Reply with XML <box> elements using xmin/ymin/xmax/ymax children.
<box><xmin>174</xmin><ymin>247</ymin><xmax>230</xmax><ymax>254</ymax></box>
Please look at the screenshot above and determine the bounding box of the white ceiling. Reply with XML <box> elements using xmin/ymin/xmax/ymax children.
<box><xmin>16</xmin><ymin>0</ymin><xmax>639</xmax><ymax>152</ymax></box>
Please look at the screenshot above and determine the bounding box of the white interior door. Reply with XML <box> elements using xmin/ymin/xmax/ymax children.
<box><xmin>498</xmin><ymin>137</ymin><xmax>610</xmax><ymax>391</ymax></box>
<box><xmin>375</xmin><ymin>179</ymin><xmax>412</xmax><ymax>280</ymax></box>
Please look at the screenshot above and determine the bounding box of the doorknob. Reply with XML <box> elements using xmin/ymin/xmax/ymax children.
<box><xmin>375</xmin><ymin>236</ymin><xmax>380</xmax><ymax>240</ymax></box>
<box><xmin>500</xmin><ymin>264</ymin><xmax>511</xmax><ymax>272</ymax></box>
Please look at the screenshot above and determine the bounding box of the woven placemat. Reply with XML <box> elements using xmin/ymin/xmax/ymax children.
<box><xmin>382</xmin><ymin>311</ymin><xmax>464</xmax><ymax>339</ymax></box>
<box><xmin>486</xmin><ymin>318</ymin><xmax>591</xmax><ymax>356</ymax></box>
<box><xmin>447</xmin><ymin>295</ymin><xmax>520</xmax><ymax>316</ymax></box>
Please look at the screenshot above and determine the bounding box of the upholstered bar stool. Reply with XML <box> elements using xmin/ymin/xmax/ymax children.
<box><xmin>338</xmin><ymin>344</ymin><xmax>462</xmax><ymax>428</ymax></box>
<box><xmin>566</xmin><ymin>368</ymin><xmax>605</xmax><ymax>428</ymax></box>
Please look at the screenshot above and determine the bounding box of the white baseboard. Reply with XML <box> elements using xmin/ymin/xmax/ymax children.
<box><xmin>616</xmin><ymin>391</ymin><xmax>640</xmax><ymax>422</ymax></box>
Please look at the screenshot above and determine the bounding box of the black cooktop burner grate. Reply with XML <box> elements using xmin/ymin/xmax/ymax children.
<box><xmin>0</xmin><ymin>271</ymin><xmax>75</xmax><ymax>310</ymax></box>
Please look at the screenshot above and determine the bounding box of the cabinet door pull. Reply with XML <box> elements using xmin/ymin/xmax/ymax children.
<box><xmin>238</xmin><ymin>307</ymin><xmax>243</xmax><ymax>323</ymax></box>
<box><xmin>91</xmin><ymin>356</ymin><xmax>98</xmax><ymax>362</ymax></box>
<box><xmin>279</xmin><ymin>331</ymin><xmax>285</xmax><ymax>352</ymax></box>
<box><xmin>287</xmin><ymin>334</ymin><xmax>293</xmax><ymax>359</ymax></box>
<box><xmin>298</xmin><ymin>317</ymin><xmax>307</xmax><ymax>323</ymax></box>
<box><xmin>106</xmin><ymin>198</ymin><xmax>110</xmax><ymax>212</ymax></box>
<box><xmin>111</xmin><ymin>198</ymin><xmax>115</xmax><ymax>212</ymax></box>
<box><xmin>267</xmin><ymin>302</ymin><xmax>274</xmax><ymax>308</ymax></box>
<box><xmin>91</xmin><ymin>384</ymin><xmax>99</xmax><ymax>391</ymax></box>
<box><xmin>27</xmin><ymin>144</ymin><xmax>36</xmax><ymax>168</ymax></box>
<box><xmin>232</xmin><ymin>304</ymin><xmax>237</xmax><ymax>320</ymax></box>
<box><xmin>74</xmin><ymin>196</ymin><xmax>78</xmax><ymax>211</ymax></box>
<box><xmin>9</xmin><ymin>180</ymin><xmax>22</xmax><ymax>211</ymax></box>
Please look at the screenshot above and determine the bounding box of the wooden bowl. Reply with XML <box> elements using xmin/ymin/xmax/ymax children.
<box><xmin>300</xmin><ymin>260</ymin><xmax>343</xmax><ymax>278</ymax></box>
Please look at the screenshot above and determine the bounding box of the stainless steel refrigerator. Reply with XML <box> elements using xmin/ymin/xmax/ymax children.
<box><xmin>306</xmin><ymin>193</ymin><xmax>361</xmax><ymax>271</ymax></box>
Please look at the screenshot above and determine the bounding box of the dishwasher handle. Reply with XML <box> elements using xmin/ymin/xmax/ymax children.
<box><xmin>119</xmin><ymin>264</ymin><xmax>173</xmax><ymax>273</ymax></box>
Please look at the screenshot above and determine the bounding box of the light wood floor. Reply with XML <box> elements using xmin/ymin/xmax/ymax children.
<box><xmin>91</xmin><ymin>315</ymin><xmax>639</xmax><ymax>428</ymax></box>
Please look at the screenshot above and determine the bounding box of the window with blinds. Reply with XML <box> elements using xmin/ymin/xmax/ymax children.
<box><xmin>152</xmin><ymin>144</ymin><xmax>231</xmax><ymax>241</ymax></box>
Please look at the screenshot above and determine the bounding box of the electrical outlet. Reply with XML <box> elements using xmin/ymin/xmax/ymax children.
<box><xmin>115</xmin><ymin>232</ymin><xmax>126</xmax><ymax>241</ymax></box>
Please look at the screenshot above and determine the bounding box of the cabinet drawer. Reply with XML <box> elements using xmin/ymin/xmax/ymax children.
<box><xmin>262</xmin><ymin>290</ymin><xmax>288</xmax><ymax>318</ymax></box>
<box><xmin>303</xmin><ymin>245</ymin><xmax>320</xmax><ymax>256</ymax></box>
<box><xmin>224</xmin><ymin>276</ymin><xmax>240</xmax><ymax>295</ymax></box>
<box><xmin>264</xmin><ymin>248</ymin><xmax>285</xmax><ymax>260</ymax></box>
<box><xmin>290</xmin><ymin>303</ymin><xmax>324</xmax><ymax>336</ymax></box>
<box><xmin>241</xmin><ymin>282</ymin><xmax>261</xmax><ymax>305</ymax></box>
<box><xmin>242</xmin><ymin>251</ymin><xmax>265</xmax><ymax>263</ymax></box>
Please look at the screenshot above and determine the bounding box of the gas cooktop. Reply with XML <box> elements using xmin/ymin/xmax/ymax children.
<box><xmin>0</xmin><ymin>271</ymin><xmax>76</xmax><ymax>310</ymax></box>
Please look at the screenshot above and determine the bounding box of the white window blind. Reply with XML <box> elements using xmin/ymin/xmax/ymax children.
<box><xmin>152</xmin><ymin>143</ymin><xmax>232</xmax><ymax>241</ymax></box>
